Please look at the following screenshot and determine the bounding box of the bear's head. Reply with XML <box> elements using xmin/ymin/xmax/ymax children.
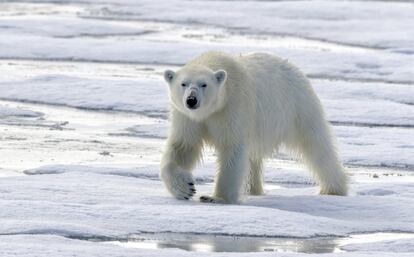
<box><xmin>164</xmin><ymin>66</ymin><xmax>227</xmax><ymax>121</ymax></box>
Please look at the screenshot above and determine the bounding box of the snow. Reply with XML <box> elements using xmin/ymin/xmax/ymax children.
<box><xmin>1</xmin><ymin>165</ymin><xmax>414</xmax><ymax>256</ymax></box>
<box><xmin>81</xmin><ymin>0</ymin><xmax>414</xmax><ymax>51</ymax></box>
<box><xmin>1</xmin><ymin>2</ymin><xmax>414</xmax><ymax>84</ymax></box>
<box><xmin>1</xmin><ymin>30</ymin><xmax>413</xmax><ymax>84</ymax></box>
<box><xmin>0</xmin><ymin>105</ymin><xmax>42</xmax><ymax>118</ymax></box>
<box><xmin>1</xmin><ymin>165</ymin><xmax>414</xmax><ymax>239</ymax></box>
<box><xmin>343</xmin><ymin>238</ymin><xmax>414</xmax><ymax>253</ymax></box>
<box><xmin>0</xmin><ymin>74</ymin><xmax>168</xmax><ymax>118</ymax></box>
<box><xmin>0</xmin><ymin>15</ymin><xmax>149</xmax><ymax>38</ymax></box>
<box><xmin>0</xmin><ymin>73</ymin><xmax>413</xmax><ymax>125</ymax></box>
<box><xmin>0</xmin><ymin>69</ymin><xmax>412</xmax><ymax>169</ymax></box>
<box><xmin>0</xmin><ymin>0</ymin><xmax>413</xmax><ymax>256</ymax></box>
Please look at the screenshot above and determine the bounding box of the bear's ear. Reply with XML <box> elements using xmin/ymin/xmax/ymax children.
<box><xmin>164</xmin><ymin>70</ymin><xmax>176</xmax><ymax>83</ymax></box>
<box><xmin>214</xmin><ymin>70</ymin><xmax>227</xmax><ymax>85</ymax></box>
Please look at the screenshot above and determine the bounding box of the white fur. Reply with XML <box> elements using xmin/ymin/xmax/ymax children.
<box><xmin>161</xmin><ymin>51</ymin><xmax>348</xmax><ymax>204</ymax></box>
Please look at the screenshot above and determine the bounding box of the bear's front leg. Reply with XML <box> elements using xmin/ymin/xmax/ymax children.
<box><xmin>160</xmin><ymin>140</ymin><xmax>202</xmax><ymax>200</ymax></box>
<box><xmin>161</xmin><ymin>162</ymin><xmax>196</xmax><ymax>200</ymax></box>
<box><xmin>200</xmin><ymin>144</ymin><xmax>249</xmax><ymax>204</ymax></box>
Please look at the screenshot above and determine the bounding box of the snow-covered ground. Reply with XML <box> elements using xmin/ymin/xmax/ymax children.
<box><xmin>0</xmin><ymin>0</ymin><xmax>413</xmax><ymax>256</ymax></box>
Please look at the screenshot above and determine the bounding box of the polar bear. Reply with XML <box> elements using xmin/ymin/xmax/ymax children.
<box><xmin>161</xmin><ymin>51</ymin><xmax>348</xmax><ymax>204</ymax></box>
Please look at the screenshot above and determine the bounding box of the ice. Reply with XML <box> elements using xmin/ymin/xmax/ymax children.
<box><xmin>0</xmin><ymin>74</ymin><xmax>169</xmax><ymax>118</ymax></box>
<box><xmin>0</xmin><ymin>105</ymin><xmax>42</xmax><ymax>118</ymax></box>
<box><xmin>0</xmin><ymin>71</ymin><xmax>413</xmax><ymax>125</ymax></box>
<box><xmin>1</xmin><ymin>31</ymin><xmax>413</xmax><ymax>84</ymax></box>
<box><xmin>1</xmin><ymin>166</ymin><xmax>414</xmax><ymax>238</ymax></box>
<box><xmin>1</xmin><ymin>165</ymin><xmax>414</xmax><ymax>256</ymax></box>
<box><xmin>0</xmin><ymin>16</ymin><xmax>149</xmax><ymax>38</ymax></box>
<box><xmin>1</xmin><ymin>236</ymin><xmax>412</xmax><ymax>257</ymax></box>
<box><xmin>343</xmin><ymin>238</ymin><xmax>414</xmax><ymax>253</ymax></box>
<box><xmin>0</xmin><ymin>0</ymin><xmax>413</xmax><ymax>256</ymax></box>
<box><xmin>0</xmin><ymin>67</ymin><xmax>412</xmax><ymax>169</ymax></box>
<box><xmin>81</xmin><ymin>0</ymin><xmax>414</xmax><ymax>51</ymax></box>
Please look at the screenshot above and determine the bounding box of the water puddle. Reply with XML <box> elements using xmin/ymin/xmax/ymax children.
<box><xmin>102</xmin><ymin>232</ymin><xmax>414</xmax><ymax>253</ymax></box>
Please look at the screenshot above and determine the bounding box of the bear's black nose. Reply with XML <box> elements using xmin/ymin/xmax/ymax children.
<box><xmin>186</xmin><ymin>96</ymin><xmax>198</xmax><ymax>109</ymax></box>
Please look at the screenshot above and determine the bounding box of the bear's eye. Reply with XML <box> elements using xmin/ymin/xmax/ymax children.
<box><xmin>201</xmin><ymin>83</ymin><xmax>207</xmax><ymax>88</ymax></box>
<box><xmin>181</xmin><ymin>83</ymin><xmax>187</xmax><ymax>87</ymax></box>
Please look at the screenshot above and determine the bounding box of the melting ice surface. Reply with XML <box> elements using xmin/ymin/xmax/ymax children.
<box><xmin>104</xmin><ymin>232</ymin><xmax>414</xmax><ymax>253</ymax></box>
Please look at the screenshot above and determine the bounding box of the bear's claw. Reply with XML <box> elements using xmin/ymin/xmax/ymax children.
<box><xmin>199</xmin><ymin>196</ymin><xmax>225</xmax><ymax>204</ymax></box>
<box><xmin>178</xmin><ymin>186</ymin><xmax>196</xmax><ymax>200</ymax></box>
<box><xmin>161</xmin><ymin>169</ymin><xmax>197</xmax><ymax>200</ymax></box>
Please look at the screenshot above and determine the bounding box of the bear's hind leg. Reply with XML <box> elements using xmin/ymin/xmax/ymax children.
<box><xmin>248</xmin><ymin>158</ymin><xmax>264</xmax><ymax>195</ymax></box>
<box><xmin>291</xmin><ymin>118</ymin><xmax>348</xmax><ymax>196</ymax></box>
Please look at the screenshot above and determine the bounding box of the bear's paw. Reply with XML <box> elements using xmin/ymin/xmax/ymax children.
<box><xmin>199</xmin><ymin>195</ymin><xmax>225</xmax><ymax>204</ymax></box>
<box><xmin>162</xmin><ymin>169</ymin><xmax>196</xmax><ymax>200</ymax></box>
